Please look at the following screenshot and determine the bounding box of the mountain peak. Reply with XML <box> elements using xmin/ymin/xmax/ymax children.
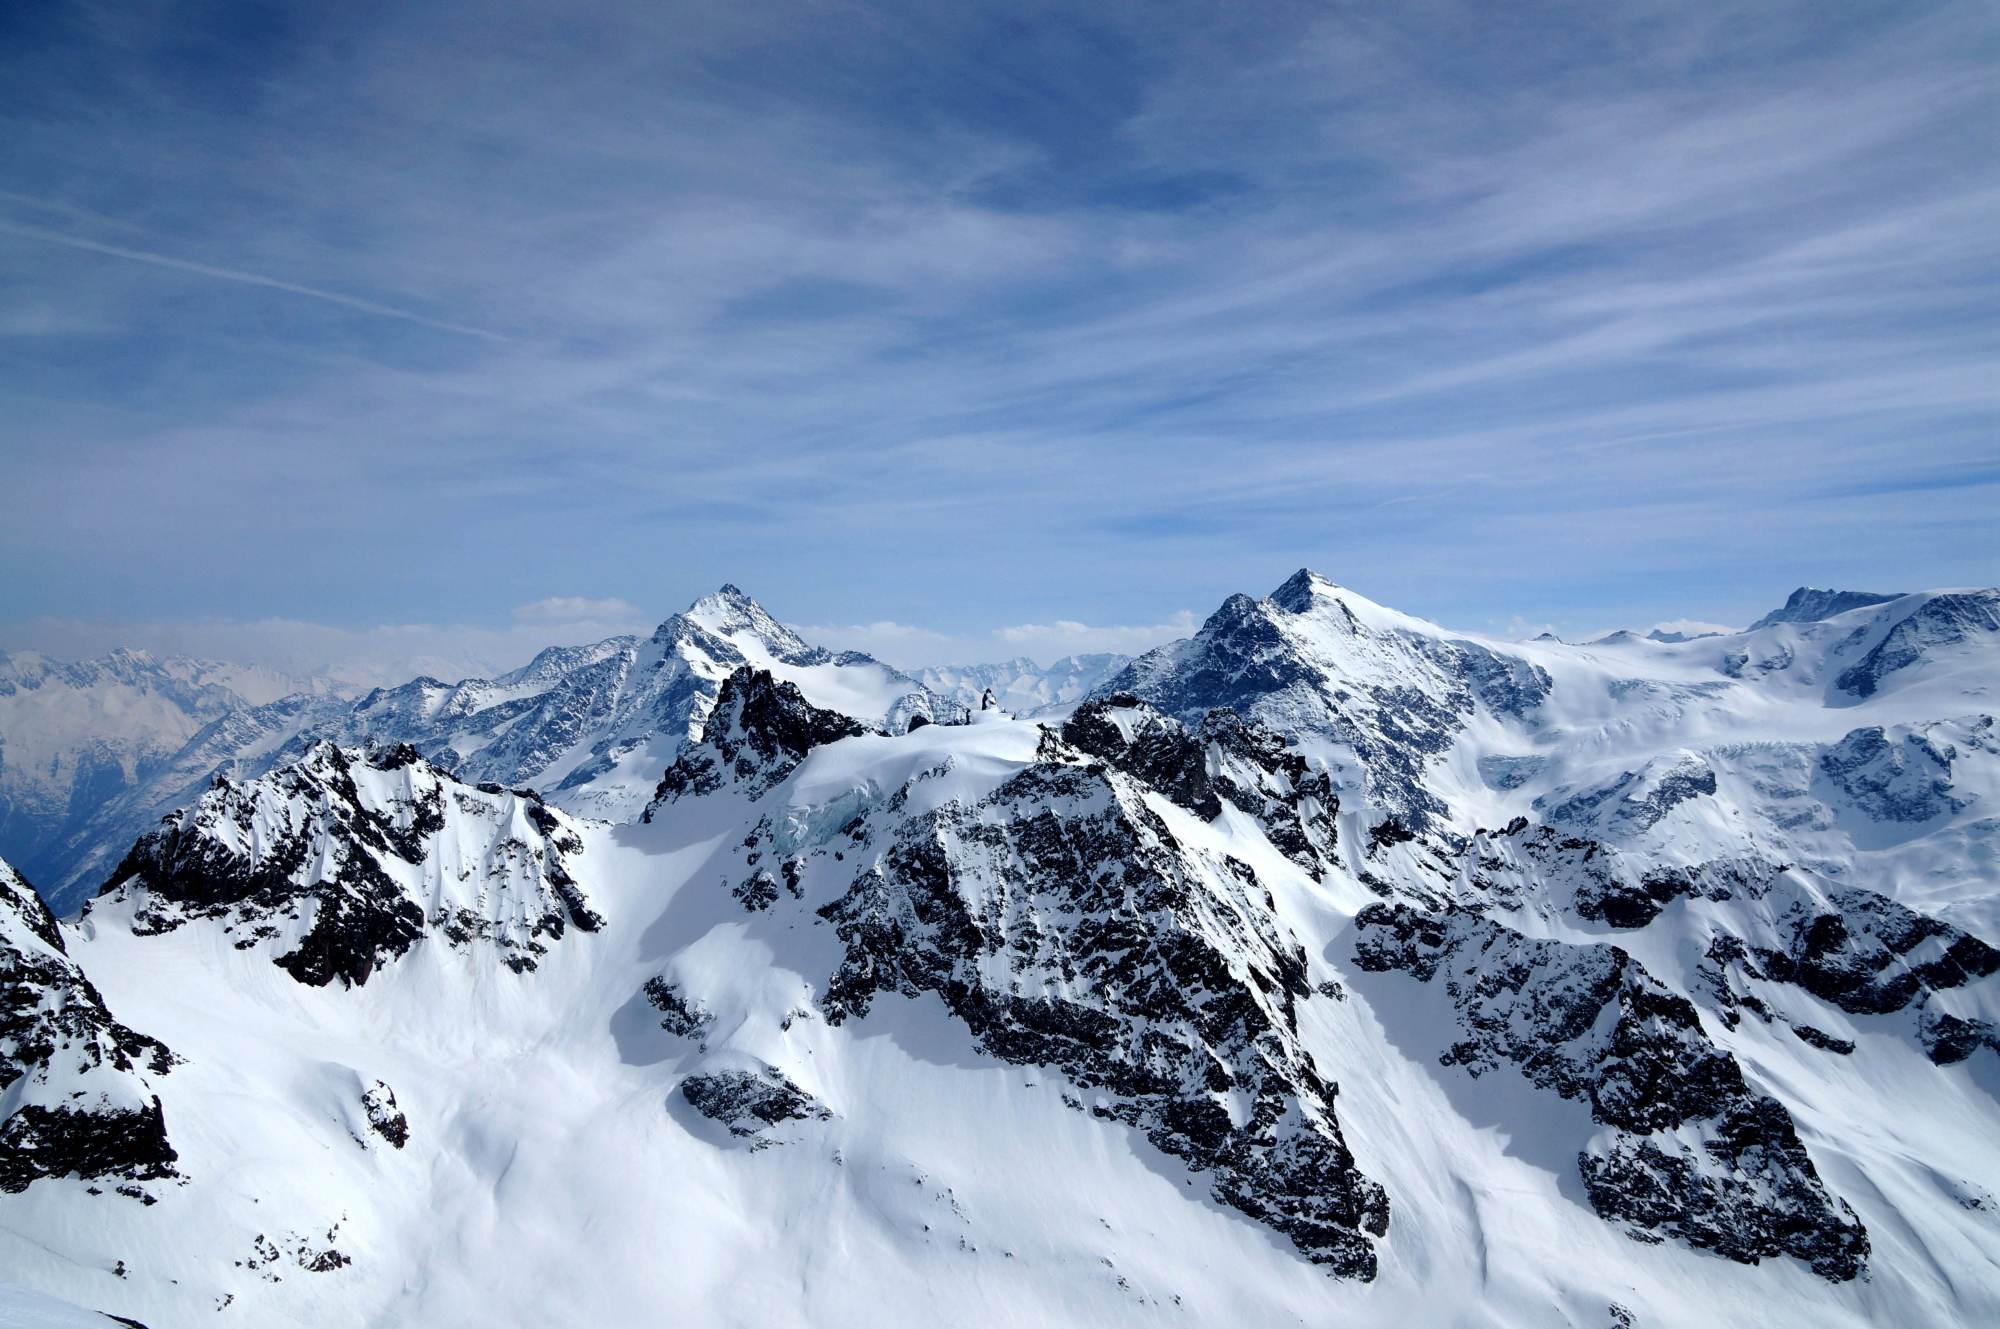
<box><xmin>677</xmin><ymin>584</ymin><xmax>810</xmax><ymax>656</ymax></box>
<box><xmin>1269</xmin><ymin>567</ymin><xmax>1336</xmax><ymax>613</ymax></box>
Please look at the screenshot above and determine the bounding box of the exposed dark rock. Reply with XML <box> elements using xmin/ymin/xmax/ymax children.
<box><xmin>1353</xmin><ymin>903</ymin><xmax>1868</xmax><ymax>1280</ymax></box>
<box><xmin>361</xmin><ymin>1081</ymin><xmax>408</xmax><ymax>1149</ymax></box>
<box><xmin>681</xmin><ymin>1066</ymin><xmax>830</xmax><ymax>1146</ymax></box>
<box><xmin>1099</xmin><ymin>570</ymin><xmax>1549</xmax><ymax>838</ymax></box>
<box><xmin>1</xmin><ymin>859</ymin><xmax>179</xmax><ymax>1193</ymax></box>
<box><xmin>1749</xmin><ymin>587</ymin><xmax>1905</xmax><ymax>631</ymax></box>
<box><xmin>1834</xmin><ymin>591</ymin><xmax>1999</xmax><ymax>699</ymax></box>
<box><xmin>813</xmin><ymin>760</ymin><xmax>1387</xmax><ymax>1277</ymax></box>
<box><xmin>1058</xmin><ymin>696</ymin><xmax>1340</xmax><ymax>875</ymax></box>
<box><xmin>648</xmin><ymin>667</ymin><xmax>873</xmax><ymax>811</ymax></box>
<box><xmin>1543</xmin><ymin>756</ymin><xmax>1717</xmax><ymax>836</ymax></box>
<box><xmin>643</xmin><ymin>978</ymin><xmax>713</xmax><ymax>1040</ymax></box>
<box><xmin>92</xmin><ymin>744</ymin><xmax>597</xmax><ymax>988</ymax></box>
<box><xmin>1753</xmin><ymin>888</ymin><xmax>2000</xmax><ymax>1016</ymax></box>
<box><xmin>1918</xmin><ymin>1008</ymin><xmax>2000</xmax><ymax>1066</ymax></box>
<box><xmin>1818</xmin><ymin>722</ymin><xmax>1980</xmax><ymax>824</ymax></box>
<box><xmin>1789</xmin><ymin>1024</ymin><xmax>1855</xmax><ymax>1055</ymax></box>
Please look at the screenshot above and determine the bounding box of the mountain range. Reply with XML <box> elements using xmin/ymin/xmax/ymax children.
<box><xmin>2</xmin><ymin>571</ymin><xmax>1997</xmax><ymax>1327</ymax></box>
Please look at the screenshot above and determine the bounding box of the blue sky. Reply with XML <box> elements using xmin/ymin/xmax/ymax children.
<box><xmin>2</xmin><ymin>0</ymin><xmax>1995</xmax><ymax>677</ymax></box>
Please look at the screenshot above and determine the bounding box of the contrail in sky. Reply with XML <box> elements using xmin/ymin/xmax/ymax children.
<box><xmin>0</xmin><ymin>218</ymin><xmax>507</xmax><ymax>342</ymax></box>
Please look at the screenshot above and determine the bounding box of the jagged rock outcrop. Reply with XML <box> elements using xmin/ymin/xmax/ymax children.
<box><xmin>643</xmin><ymin>977</ymin><xmax>713</xmax><ymax>1040</ymax></box>
<box><xmin>93</xmin><ymin>743</ymin><xmax>601</xmax><ymax>987</ymax></box>
<box><xmin>680</xmin><ymin>1066</ymin><xmax>830</xmax><ymax>1146</ymax></box>
<box><xmin>1056</xmin><ymin>695</ymin><xmax>1340</xmax><ymax>875</ymax></box>
<box><xmin>1817</xmin><ymin>719</ymin><xmax>1987</xmax><ymax>824</ymax></box>
<box><xmin>813</xmin><ymin>758</ymin><xmax>1389</xmax><ymax>1277</ymax></box>
<box><xmin>0</xmin><ymin>858</ymin><xmax>177</xmax><ymax>1193</ymax></box>
<box><xmin>361</xmin><ymin>1081</ymin><xmax>408</xmax><ymax>1149</ymax></box>
<box><xmin>29</xmin><ymin>587</ymin><xmax>957</xmax><ymax>907</ymax></box>
<box><xmin>1451</xmin><ymin>819</ymin><xmax>1779</xmax><ymax>930</ymax></box>
<box><xmin>1352</xmin><ymin>903</ymin><xmax>1869</xmax><ymax>1280</ymax></box>
<box><xmin>1542</xmin><ymin>753</ymin><xmax>1719</xmax><ymax>837</ymax></box>
<box><xmin>1749</xmin><ymin>886</ymin><xmax>1999</xmax><ymax>1018</ymax></box>
<box><xmin>647</xmin><ymin>667</ymin><xmax>874</xmax><ymax>809</ymax></box>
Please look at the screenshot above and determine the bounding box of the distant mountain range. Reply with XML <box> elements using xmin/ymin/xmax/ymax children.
<box><xmin>3</xmin><ymin>572</ymin><xmax>1997</xmax><ymax>1327</ymax></box>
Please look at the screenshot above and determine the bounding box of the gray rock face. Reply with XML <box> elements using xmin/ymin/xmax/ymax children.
<box><xmin>25</xmin><ymin>587</ymin><xmax>955</xmax><ymax>911</ymax></box>
<box><xmin>1099</xmin><ymin>569</ymin><xmax>1551</xmax><ymax>838</ymax></box>
<box><xmin>1352</xmin><ymin>904</ymin><xmax>1870</xmax><ymax>1281</ymax></box>
<box><xmin>361</xmin><ymin>1082</ymin><xmax>408</xmax><ymax>1149</ymax></box>
<box><xmin>1749</xmin><ymin>587</ymin><xmax>1906</xmax><ymax>631</ymax></box>
<box><xmin>647</xmin><ymin>667</ymin><xmax>874</xmax><ymax>810</ymax></box>
<box><xmin>1818</xmin><ymin>721</ymin><xmax>1982</xmax><ymax>823</ymax></box>
<box><xmin>1056</xmin><ymin>696</ymin><xmax>1341</xmax><ymax>877</ymax></box>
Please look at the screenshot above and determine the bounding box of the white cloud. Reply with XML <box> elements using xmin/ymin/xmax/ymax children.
<box><xmin>512</xmin><ymin>596</ymin><xmax>646</xmax><ymax>627</ymax></box>
<box><xmin>805</xmin><ymin>611</ymin><xmax>1198</xmax><ymax>670</ymax></box>
<box><xmin>0</xmin><ymin>615</ymin><xmax>633</xmax><ymax>694</ymax></box>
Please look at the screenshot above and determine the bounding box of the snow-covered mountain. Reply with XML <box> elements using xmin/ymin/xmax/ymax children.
<box><xmin>916</xmin><ymin>653</ymin><xmax>1128</xmax><ymax>716</ymax></box>
<box><xmin>0</xmin><ymin>650</ymin><xmax>333</xmax><ymax>901</ymax></box>
<box><xmin>24</xmin><ymin>587</ymin><xmax>957</xmax><ymax>913</ymax></box>
<box><xmin>1</xmin><ymin>572</ymin><xmax>1997</xmax><ymax>1327</ymax></box>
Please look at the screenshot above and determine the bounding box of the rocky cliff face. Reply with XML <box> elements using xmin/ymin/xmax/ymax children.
<box><xmin>1352</xmin><ymin>903</ymin><xmax>1870</xmax><ymax>1280</ymax></box>
<box><xmin>92</xmin><ymin>742</ymin><xmax>600</xmax><ymax>986</ymax></box>
<box><xmin>0</xmin><ymin>857</ymin><xmax>177</xmax><ymax>1194</ymax></box>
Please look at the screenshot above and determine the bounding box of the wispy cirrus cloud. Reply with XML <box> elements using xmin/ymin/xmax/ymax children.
<box><xmin>1</xmin><ymin>0</ymin><xmax>1993</xmax><ymax>646</ymax></box>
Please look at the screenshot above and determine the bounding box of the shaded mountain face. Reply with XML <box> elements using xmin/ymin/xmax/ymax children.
<box><xmin>1</xmin><ymin>577</ymin><xmax>1998</xmax><ymax>1328</ymax></box>
<box><xmin>0</xmin><ymin>649</ymin><xmax>325</xmax><ymax>899</ymax></box>
<box><xmin>1749</xmin><ymin>586</ymin><xmax>1908</xmax><ymax>631</ymax></box>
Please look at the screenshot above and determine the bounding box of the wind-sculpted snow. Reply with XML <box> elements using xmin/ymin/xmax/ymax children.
<box><xmin>92</xmin><ymin>742</ymin><xmax>600</xmax><ymax>986</ymax></box>
<box><xmin>1351</xmin><ymin>903</ymin><xmax>1870</xmax><ymax>1281</ymax></box>
<box><xmin>0</xmin><ymin>858</ymin><xmax>177</xmax><ymax>1194</ymax></box>
<box><xmin>810</xmin><ymin>757</ymin><xmax>1390</xmax><ymax>1276</ymax></box>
